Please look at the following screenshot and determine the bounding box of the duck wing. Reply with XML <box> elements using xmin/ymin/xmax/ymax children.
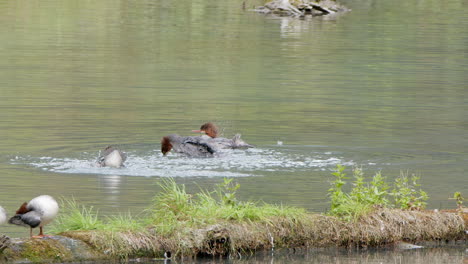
<box><xmin>171</xmin><ymin>136</ymin><xmax>216</xmax><ymax>156</ymax></box>
<box><xmin>183</xmin><ymin>140</ymin><xmax>216</xmax><ymax>155</ymax></box>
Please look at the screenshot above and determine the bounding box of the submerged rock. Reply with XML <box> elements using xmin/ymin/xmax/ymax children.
<box><xmin>395</xmin><ymin>241</ymin><xmax>424</xmax><ymax>250</ymax></box>
<box><xmin>254</xmin><ymin>0</ymin><xmax>349</xmax><ymax>17</ymax></box>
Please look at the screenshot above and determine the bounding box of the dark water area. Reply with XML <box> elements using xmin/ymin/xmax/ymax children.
<box><xmin>0</xmin><ymin>0</ymin><xmax>467</xmax><ymax>262</ymax></box>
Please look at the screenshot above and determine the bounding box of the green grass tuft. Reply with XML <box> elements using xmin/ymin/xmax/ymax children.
<box><xmin>52</xmin><ymin>199</ymin><xmax>145</xmax><ymax>234</ymax></box>
<box><xmin>52</xmin><ymin>198</ymin><xmax>104</xmax><ymax>233</ymax></box>
<box><xmin>53</xmin><ymin>178</ymin><xmax>306</xmax><ymax>236</ymax></box>
<box><xmin>149</xmin><ymin>178</ymin><xmax>307</xmax><ymax>234</ymax></box>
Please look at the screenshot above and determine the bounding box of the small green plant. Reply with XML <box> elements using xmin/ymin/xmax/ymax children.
<box><xmin>328</xmin><ymin>165</ymin><xmax>390</xmax><ymax>221</ymax></box>
<box><xmin>328</xmin><ymin>164</ymin><xmax>349</xmax><ymax>213</ymax></box>
<box><xmin>390</xmin><ymin>172</ymin><xmax>428</xmax><ymax>210</ymax></box>
<box><xmin>216</xmin><ymin>178</ymin><xmax>241</xmax><ymax>206</ymax></box>
<box><xmin>450</xmin><ymin>192</ymin><xmax>464</xmax><ymax>209</ymax></box>
<box><xmin>349</xmin><ymin>167</ymin><xmax>390</xmax><ymax>206</ymax></box>
<box><xmin>328</xmin><ymin>165</ymin><xmax>429</xmax><ymax>221</ymax></box>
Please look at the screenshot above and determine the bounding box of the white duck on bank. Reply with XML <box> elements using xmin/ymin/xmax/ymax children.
<box><xmin>0</xmin><ymin>206</ymin><xmax>7</xmax><ymax>225</ymax></box>
<box><xmin>8</xmin><ymin>195</ymin><xmax>59</xmax><ymax>238</ymax></box>
<box><xmin>0</xmin><ymin>206</ymin><xmax>9</xmax><ymax>252</ymax></box>
<box><xmin>97</xmin><ymin>146</ymin><xmax>127</xmax><ymax>168</ymax></box>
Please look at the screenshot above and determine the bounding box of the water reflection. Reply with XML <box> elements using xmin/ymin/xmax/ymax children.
<box><xmin>279</xmin><ymin>17</ymin><xmax>304</xmax><ymax>39</ymax></box>
<box><xmin>98</xmin><ymin>175</ymin><xmax>121</xmax><ymax>193</ymax></box>
<box><xmin>97</xmin><ymin>175</ymin><xmax>122</xmax><ymax>207</ymax></box>
<box><xmin>126</xmin><ymin>247</ymin><xmax>468</xmax><ymax>264</ymax></box>
<box><xmin>245</xmin><ymin>247</ymin><xmax>468</xmax><ymax>264</ymax></box>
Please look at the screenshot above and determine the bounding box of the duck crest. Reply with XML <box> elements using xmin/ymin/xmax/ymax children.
<box><xmin>16</xmin><ymin>202</ymin><xmax>29</xmax><ymax>214</ymax></box>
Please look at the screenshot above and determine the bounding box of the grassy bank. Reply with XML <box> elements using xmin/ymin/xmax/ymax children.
<box><xmin>61</xmin><ymin>208</ymin><xmax>465</xmax><ymax>259</ymax></box>
<box><xmin>49</xmin><ymin>168</ymin><xmax>467</xmax><ymax>259</ymax></box>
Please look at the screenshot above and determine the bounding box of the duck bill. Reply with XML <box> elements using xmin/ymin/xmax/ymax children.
<box><xmin>192</xmin><ymin>130</ymin><xmax>205</xmax><ymax>133</ymax></box>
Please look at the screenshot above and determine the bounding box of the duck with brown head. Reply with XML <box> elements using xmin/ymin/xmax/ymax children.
<box><xmin>192</xmin><ymin>122</ymin><xmax>254</xmax><ymax>149</ymax></box>
<box><xmin>161</xmin><ymin>134</ymin><xmax>216</xmax><ymax>157</ymax></box>
<box><xmin>161</xmin><ymin>123</ymin><xmax>253</xmax><ymax>156</ymax></box>
<box><xmin>192</xmin><ymin>122</ymin><xmax>219</xmax><ymax>138</ymax></box>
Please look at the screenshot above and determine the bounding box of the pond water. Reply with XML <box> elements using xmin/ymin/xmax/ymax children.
<box><xmin>190</xmin><ymin>246</ymin><xmax>467</xmax><ymax>264</ymax></box>
<box><xmin>0</xmin><ymin>0</ymin><xmax>467</xmax><ymax>262</ymax></box>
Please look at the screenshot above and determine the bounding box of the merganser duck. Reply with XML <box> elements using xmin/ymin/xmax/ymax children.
<box><xmin>97</xmin><ymin>146</ymin><xmax>127</xmax><ymax>168</ymax></box>
<box><xmin>161</xmin><ymin>123</ymin><xmax>253</xmax><ymax>156</ymax></box>
<box><xmin>192</xmin><ymin>122</ymin><xmax>220</xmax><ymax>138</ymax></box>
<box><xmin>161</xmin><ymin>134</ymin><xmax>216</xmax><ymax>157</ymax></box>
<box><xmin>8</xmin><ymin>195</ymin><xmax>59</xmax><ymax>238</ymax></box>
<box><xmin>0</xmin><ymin>206</ymin><xmax>6</xmax><ymax>225</ymax></box>
<box><xmin>0</xmin><ymin>206</ymin><xmax>9</xmax><ymax>253</ymax></box>
<box><xmin>192</xmin><ymin>122</ymin><xmax>254</xmax><ymax>149</ymax></box>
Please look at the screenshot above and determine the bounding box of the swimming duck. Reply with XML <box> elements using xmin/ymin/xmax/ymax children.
<box><xmin>161</xmin><ymin>134</ymin><xmax>216</xmax><ymax>157</ymax></box>
<box><xmin>8</xmin><ymin>195</ymin><xmax>59</xmax><ymax>238</ymax></box>
<box><xmin>97</xmin><ymin>146</ymin><xmax>127</xmax><ymax>168</ymax></box>
<box><xmin>161</xmin><ymin>123</ymin><xmax>253</xmax><ymax>156</ymax></box>
<box><xmin>192</xmin><ymin>122</ymin><xmax>254</xmax><ymax>149</ymax></box>
<box><xmin>0</xmin><ymin>206</ymin><xmax>6</xmax><ymax>225</ymax></box>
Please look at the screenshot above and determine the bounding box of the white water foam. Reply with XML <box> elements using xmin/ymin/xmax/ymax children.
<box><xmin>10</xmin><ymin>148</ymin><xmax>353</xmax><ymax>178</ymax></box>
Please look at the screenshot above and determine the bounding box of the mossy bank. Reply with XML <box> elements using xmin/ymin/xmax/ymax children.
<box><xmin>1</xmin><ymin>208</ymin><xmax>467</xmax><ymax>263</ymax></box>
<box><xmin>1</xmin><ymin>170</ymin><xmax>467</xmax><ymax>263</ymax></box>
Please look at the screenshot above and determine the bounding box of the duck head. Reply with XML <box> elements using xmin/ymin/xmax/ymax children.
<box><xmin>161</xmin><ymin>136</ymin><xmax>173</xmax><ymax>155</ymax></box>
<box><xmin>192</xmin><ymin>122</ymin><xmax>219</xmax><ymax>138</ymax></box>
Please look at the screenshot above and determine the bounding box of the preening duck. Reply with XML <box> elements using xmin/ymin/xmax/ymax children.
<box><xmin>0</xmin><ymin>206</ymin><xmax>6</xmax><ymax>225</ymax></box>
<box><xmin>97</xmin><ymin>146</ymin><xmax>127</xmax><ymax>168</ymax></box>
<box><xmin>8</xmin><ymin>195</ymin><xmax>59</xmax><ymax>238</ymax></box>
<box><xmin>0</xmin><ymin>206</ymin><xmax>9</xmax><ymax>253</ymax></box>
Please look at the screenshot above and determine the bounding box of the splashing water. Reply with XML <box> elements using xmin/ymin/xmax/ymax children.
<box><xmin>10</xmin><ymin>148</ymin><xmax>353</xmax><ymax>178</ymax></box>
